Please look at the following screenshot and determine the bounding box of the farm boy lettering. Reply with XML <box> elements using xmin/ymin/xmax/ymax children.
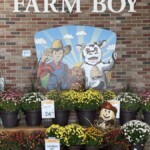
<box><xmin>13</xmin><ymin>0</ymin><xmax>136</xmax><ymax>13</ymax></box>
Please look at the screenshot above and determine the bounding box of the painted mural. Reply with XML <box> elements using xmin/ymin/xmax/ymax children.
<box><xmin>34</xmin><ymin>25</ymin><xmax>117</xmax><ymax>91</ymax></box>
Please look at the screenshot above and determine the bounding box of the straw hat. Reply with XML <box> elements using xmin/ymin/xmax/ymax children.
<box><xmin>45</xmin><ymin>39</ymin><xmax>71</xmax><ymax>56</ymax></box>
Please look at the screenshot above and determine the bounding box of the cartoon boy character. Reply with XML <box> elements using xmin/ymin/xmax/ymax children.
<box><xmin>38</xmin><ymin>39</ymin><xmax>72</xmax><ymax>90</ymax></box>
<box><xmin>97</xmin><ymin>101</ymin><xmax>117</xmax><ymax>129</ymax></box>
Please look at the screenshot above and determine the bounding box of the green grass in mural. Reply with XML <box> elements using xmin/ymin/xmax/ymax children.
<box><xmin>41</xmin><ymin>75</ymin><xmax>49</xmax><ymax>89</ymax></box>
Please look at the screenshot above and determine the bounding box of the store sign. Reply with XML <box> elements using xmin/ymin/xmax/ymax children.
<box><xmin>13</xmin><ymin>0</ymin><xmax>136</xmax><ymax>13</ymax></box>
<box><xmin>45</xmin><ymin>139</ymin><xmax>60</xmax><ymax>150</ymax></box>
<box><xmin>41</xmin><ymin>100</ymin><xmax>55</xmax><ymax>118</ymax></box>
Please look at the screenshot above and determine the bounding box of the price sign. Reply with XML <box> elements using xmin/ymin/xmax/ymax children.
<box><xmin>108</xmin><ymin>100</ymin><xmax>120</xmax><ymax>119</ymax></box>
<box><xmin>41</xmin><ymin>100</ymin><xmax>55</xmax><ymax>118</ymax></box>
<box><xmin>45</xmin><ymin>139</ymin><xmax>60</xmax><ymax>150</ymax></box>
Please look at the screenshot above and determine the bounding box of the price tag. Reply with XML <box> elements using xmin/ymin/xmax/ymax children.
<box><xmin>45</xmin><ymin>139</ymin><xmax>60</xmax><ymax>150</ymax></box>
<box><xmin>108</xmin><ymin>100</ymin><xmax>120</xmax><ymax>119</ymax></box>
<box><xmin>41</xmin><ymin>100</ymin><xmax>55</xmax><ymax>118</ymax></box>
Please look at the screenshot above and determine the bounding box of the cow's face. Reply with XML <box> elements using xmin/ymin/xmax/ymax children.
<box><xmin>76</xmin><ymin>41</ymin><xmax>106</xmax><ymax>66</ymax></box>
<box><xmin>82</xmin><ymin>44</ymin><xmax>101</xmax><ymax>65</ymax></box>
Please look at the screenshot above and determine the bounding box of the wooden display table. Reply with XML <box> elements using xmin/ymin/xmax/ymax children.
<box><xmin>0</xmin><ymin>124</ymin><xmax>46</xmax><ymax>133</ymax></box>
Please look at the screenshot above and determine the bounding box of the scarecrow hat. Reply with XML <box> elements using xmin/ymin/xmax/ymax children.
<box><xmin>101</xmin><ymin>101</ymin><xmax>117</xmax><ymax>114</ymax></box>
<box><xmin>45</xmin><ymin>39</ymin><xmax>71</xmax><ymax>56</ymax></box>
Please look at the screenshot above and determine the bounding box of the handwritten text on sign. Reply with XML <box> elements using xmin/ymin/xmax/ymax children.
<box><xmin>45</xmin><ymin>139</ymin><xmax>60</xmax><ymax>150</ymax></box>
<box><xmin>41</xmin><ymin>100</ymin><xmax>55</xmax><ymax>118</ymax></box>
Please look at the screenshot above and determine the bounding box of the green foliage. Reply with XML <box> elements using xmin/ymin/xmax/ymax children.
<box><xmin>102</xmin><ymin>90</ymin><xmax>116</xmax><ymax>101</ymax></box>
<box><xmin>64</xmin><ymin>124</ymin><xmax>86</xmax><ymax>146</ymax></box>
<box><xmin>46</xmin><ymin>124</ymin><xmax>66</xmax><ymax>146</ymax></box>
<box><xmin>139</xmin><ymin>90</ymin><xmax>150</xmax><ymax>112</ymax></box>
<box><xmin>21</xmin><ymin>92</ymin><xmax>45</xmax><ymax>111</ymax></box>
<box><xmin>85</xmin><ymin>127</ymin><xmax>103</xmax><ymax>146</ymax></box>
<box><xmin>116</xmin><ymin>92</ymin><xmax>140</xmax><ymax>111</ymax></box>
<box><xmin>0</xmin><ymin>101</ymin><xmax>20</xmax><ymax>112</ymax></box>
<box><xmin>74</xmin><ymin>89</ymin><xmax>104</xmax><ymax>110</ymax></box>
<box><xmin>104</xmin><ymin>129</ymin><xmax>129</xmax><ymax>147</ymax></box>
<box><xmin>46</xmin><ymin>90</ymin><xmax>74</xmax><ymax>110</ymax></box>
<box><xmin>141</xmin><ymin>102</ymin><xmax>150</xmax><ymax>112</ymax></box>
<box><xmin>122</xmin><ymin>120</ymin><xmax>150</xmax><ymax>144</ymax></box>
<box><xmin>0</xmin><ymin>89</ymin><xmax>23</xmax><ymax>112</ymax></box>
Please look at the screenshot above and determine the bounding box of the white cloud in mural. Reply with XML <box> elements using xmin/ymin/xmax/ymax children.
<box><xmin>76</xmin><ymin>31</ymin><xmax>87</xmax><ymax>36</ymax></box>
<box><xmin>35</xmin><ymin>38</ymin><xmax>47</xmax><ymax>44</ymax></box>
<box><xmin>63</xmin><ymin>34</ymin><xmax>74</xmax><ymax>39</ymax></box>
<box><xmin>107</xmin><ymin>44</ymin><xmax>116</xmax><ymax>51</ymax></box>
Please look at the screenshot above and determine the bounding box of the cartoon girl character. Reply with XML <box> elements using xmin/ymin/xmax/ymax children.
<box><xmin>38</xmin><ymin>39</ymin><xmax>72</xmax><ymax>90</ymax></box>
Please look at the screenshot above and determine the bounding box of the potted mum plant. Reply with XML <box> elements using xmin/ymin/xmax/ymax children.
<box><xmin>85</xmin><ymin>126</ymin><xmax>103</xmax><ymax>150</ymax></box>
<box><xmin>116</xmin><ymin>92</ymin><xmax>140</xmax><ymax>125</ymax></box>
<box><xmin>139</xmin><ymin>90</ymin><xmax>150</xmax><ymax>125</ymax></box>
<box><xmin>20</xmin><ymin>92</ymin><xmax>45</xmax><ymax>126</ymax></box>
<box><xmin>46</xmin><ymin>90</ymin><xmax>74</xmax><ymax>126</ymax></box>
<box><xmin>26</xmin><ymin>130</ymin><xmax>45</xmax><ymax>150</ymax></box>
<box><xmin>46</xmin><ymin>124</ymin><xmax>66</xmax><ymax>150</ymax></box>
<box><xmin>122</xmin><ymin>120</ymin><xmax>150</xmax><ymax>150</ymax></box>
<box><xmin>0</xmin><ymin>89</ymin><xmax>23</xmax><ymax>127</ymax></box>
<box><xmin>64</xmin><ymin>124</ymin><xmax>86</xmax><ymax>150</ymax></box>
<box><xmin>0</xmin><ymin>131</ymin><xmax>27</xmax><ymax>150</ymax></box>
<box><xmin>74</xmin><ymin>89</ymin><xmax>103</xmax><ymax>126</ymax></box>
<box><xmin>102</xmin><ymin>90</ymin><xmax>116</xmax><ymax>101</ymax></box>
<box><xmin>104</xmin><ymin>128</ymin><xmax>129</xmax><ymax>150</ymax></box>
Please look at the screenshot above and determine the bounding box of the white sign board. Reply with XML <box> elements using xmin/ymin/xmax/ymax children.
<box><xmin>45</xmin><ymin>139</ymin><xmax>60</xmax><ymax>150</ymax></box>
<box><xmin>0</xmin><ymin>78</ymin><xmax>4</xmax><ymax>91</ymax></box>
<box><xmin>41</xmin><ymin>100</ymin><xmax>55</xmax><ymax>118</ymax></box>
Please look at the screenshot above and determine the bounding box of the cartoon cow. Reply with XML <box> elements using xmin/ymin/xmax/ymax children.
<box><xmin>76</xmin><ymin>41</ymin><xmax>116</xmax><ymax>89</ymax></box>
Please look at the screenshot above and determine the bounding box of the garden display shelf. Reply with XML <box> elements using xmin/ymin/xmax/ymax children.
<box><xmin>0</xmin><ymin>124</ymin><xmax>46</xmax><ymax>133</ymax></box>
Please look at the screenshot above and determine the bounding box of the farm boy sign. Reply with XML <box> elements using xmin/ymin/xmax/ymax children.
<box><xmin>13</xmin><ymin>0</ymin><xmax>136</xmax><ymax>13</ymax></box>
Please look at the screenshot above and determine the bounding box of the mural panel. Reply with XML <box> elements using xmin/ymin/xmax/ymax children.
<box><xmin>34</xmin><ymin>25</ymin><xmax>117</xmax><ymax>91</ymax></box>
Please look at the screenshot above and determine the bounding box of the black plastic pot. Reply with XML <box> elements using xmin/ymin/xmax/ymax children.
<box><xmin>76</xmin><ymin>109</ymin><xmax>97</xmax><ymax>126</ymax></box>
<box><xmin>129</xmin><ymin>143</ymin><xmax>145</xmax><ymax>150</ymax></box>
<box><xmin>25</xmin><ymin>110</ymin><xmax>42</xmax><ymax>126</ymax></box>
<box><xmin>143</xmin><ymin>111</ymin><xmax>150</xmax><ymax>125</ymax></box>
<box><xmin>84</xmin><ymin>146</ymin><xmax>99</xmax><ymax>150</ymax></box>
<box><xmin>0</xmin><ymin>111</ymin><xmax>19</xmax><ymax>128</ymax></box>
<box><xmin>52</xmin><ymin>110</ymin><xmax>70</xmax><ymax>126</ymax></box>
<box><xmin>120</xmin><ymin>110</ymin><xmax>137</xmax><ymax>125</ymax></box>
<box><xmin>67</xmin><ymin>146</ymin><xmax>81</xmax><ymax>150</ymax></box>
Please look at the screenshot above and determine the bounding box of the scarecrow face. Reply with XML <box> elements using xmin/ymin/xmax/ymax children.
<box><xmin>52</xmin><ymin>49</ymin><xmax>64</xmax><ymax>63</ymax></box>
<box><xmin>100</xmin><ymin>108</ymin><xmax>115</xmax><ymax>121</ymax></box>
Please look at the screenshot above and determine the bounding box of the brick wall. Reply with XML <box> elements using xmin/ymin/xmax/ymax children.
<box><xmin>0</xmin><ymin>0</ymin><xmax>149</xmax><ymax>91</ymax></box>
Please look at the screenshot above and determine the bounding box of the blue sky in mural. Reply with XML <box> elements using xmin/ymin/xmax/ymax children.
<box><xmin>34</xmin><ymin>25</ymin><xmax>116</xmax><ymax>68</ymax></box>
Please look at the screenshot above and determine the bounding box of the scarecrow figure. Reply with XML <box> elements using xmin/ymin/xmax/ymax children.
<box><xmin>97</xmin><ymin>101</ymin><xmax>117</xmax><ymax>129</ymax></box>
<box><xmin>38</xmin><ymin>39</ymin><xmax>72</xmax><ymax>90</ymax></box>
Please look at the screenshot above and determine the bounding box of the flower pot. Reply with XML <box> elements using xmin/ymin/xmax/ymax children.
<box><xmin>85</xmin><ymin>146</ymin><xmax>99</xmax><ymax>150</ymax></box>
<box><xmin>143</xmin><ymin>111</ymin><xmax>150</xmax><ymax>125</ymax></box>
<box><xmin>0</xmin><ymin>111</ymin><xmax>19</xmax><ymax>128</ymax></box>
<box><xmin>60</xmin><ymin>146</ymin><xmax>66</xmax><ymax>150</ymax></box>
<box><xmin>43</xmin><ymin>118</ymin><xmax>52</xmax><ymax>128</ymax></box>
<box><xmin>25</xmin><ymin>110</ymin><xmax>42</xmax><ymax>126</ymax></box>
<box><xmin>109</xmin><ymin>144</ymin><xmax>126</xmax><ymax>150</ymax></box>
<box><xmin>52</xmin><ymin>110</ymin><xmax>70</xmax><ymax>126</ymax></box>
<box><xmin>129</xmin><ymin>143</ymin><xmax>145</xmax><ymax>150</ymax></box>
<box><xmin>68</xmin><ymin>146</ymin><xmax>81</xmax><ymax>150</ymax></box>
<box><xmin>76</xmin><ymin>109</ymin><xmax>97</xmax><ymax>126</ymax></box>
<box><xmin>120</xmin><ymin>110</ymin><xmax>137</xmax><ymax>125</ymax></box>
<box><xmin>33</xmin><ymin>147</ymin><xmax>45</xmax><ymax>150</ymax></box>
